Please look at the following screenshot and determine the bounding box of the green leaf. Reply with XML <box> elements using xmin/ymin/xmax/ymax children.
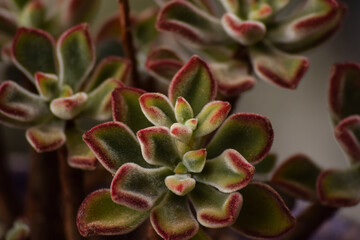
<box><xmin>50</xmin><ymin>92</ymin><xmax>88</xmax><ymax>120</ymax></box>
<box><xmin>0</xmin><ymin>81</ymin><xmax>50</xmax><ymax>124</ymax></box>
<box><xmin>137</xmin><ymin>127</ymin><xmax>181</xmax><ymax>169</ymax></box>
<box><xmin>65</xmin><ymin>126</ymin><xmax>97</xmax><ymax>170</ymax></box>
<box><xmin>268</xmin><ymin>0</ymin><xmax>345</xmax><ymax>53</ymax></box>
<box><xmin>83</xmin><ymin>121</ymin><xmax>148</xmax><ymax>174</ymax></box>
<box><xmin>221</xmin><ymin>13</ymin><xmax>266</xmax><ymax>46</ymax></box>
<box><xmin>169</xmin><ymin>56</ymin><xmax>217</xmax><ymax>115</ymax></box>
<box><xmin>189</xmin><ymin>183</ymin><xmax>243</xmax><ymax>228</ymax></box>
<box><xmin>65</xmin><ymin>0</ymin><xmax>100</xmax><ymax>26</ymax></box>
<box><xmin>255</xmin><ymin>153</ymin><xmax>277</xmax><ymax>174</ymax></box>
<box><xmin>194</xmin><ymin>149</ymin><xmax>254</xmax><ymax>192</ymax></box>
<box><xmin>19</xmin><ymin>1</ymin><xmax>46</xmax><ymax>29</ymax></box>
<box><xmin>151</xmin><ymin>192</ymin><xmax>199</xmax><ymax>240</ymax></box>
<box><xmin>250</xmin><ymin>43</ymin><xmax>309</xmax><ymax>89</ymax></box>
<box><xmin>26</xmin><ymin>120</ymin><xmax>66</xmax><ymax>152</ymax></box>
<box><xmin>57</xmin><ymin>23</ymin><xmax>95</xmax><ymax>91</ymax></box>
<box><xmin>12</xmin><ymin>0</ymin><xmax>30</xmax><ymax>9</ymax></box>
<box><xmin>77</xmin><ymin>189</ymin><xmax>149</xmax><ymax>237</ymax></box>
<box><xmin>232</xmin><ymin>182</ymin><xmax>295</xmax><ymax>239</ymax></box>
<box><xmin>317</xmin><ymin>164</ymin><xmax>360</xmax><ymax>207</ymax></box>
<box><xmin>139</xmin><ymin>93</ymin><xmax>176</xmax><ymax>128</ymax></box>
<box><xmin>145</xmin><ymin>47</ymin><xmax>184</xmax><ymax>83</ymax></box>
<box><xmin>81</xmin><ymin>78</ymin><xmax>124</xmax><ymax>121</ymax></box>
<box><xmin>157</xmin><ymin>0</ymin><xmax>227</xmax><ymax>44</ymax></box>
<box><xmin>5</xmin><ymin>219</ymin><xmax>30</xmax><ymax>240</ymax></box>
<box><xmin>183</xmin><ymin>149</ymin><xmax>206</xmax><ymax>173</ymax></box>
<box><xmin>111</xmin><ymin>163</ymin><xmax>171</xmax><ymax>211</ymax></box>
<box><xmin>194</xmin><ymin>101</ymin><xmax>231</xmax><ymax>138</ymax></box>
<box><xmin>34</xmin><ymin>72</ymin><xmax>59</xmax><ymax>100</ymax></box>
<box><xmin>84</xmin><ymin>56</ymin><xmax>130</xmax><ymax>92</ymax></box>
<box><xmin>335</xmin><ymin>116</ymin><xmax>360</xmax><ymax>164</ymax></box>
<box><xmin>112</xmin><ymin>87</ymin><xmax>152</xmax><ymax>133</ymax></box>
<box><xmin>134</xmin><ymin>7</ymin><xmax>159</xmax><ymax>46</ymax></box>
<box><xmin>271</xmin><ymin>154</ymin><xmax>321</xmax><ymax>201</ymax></box>
<box><xmin>165</xmin><ymin>174</ymin><xmax>196</xmax><ymax>196</ymax></box>
<box><xmin>329</xmin><ymin>63</ymin><xmax>360</xmax><ymax>122</ymax></box>
<box><xmin>206</xmin><ymin>113</ymin><xmax>273</xmax><ymax>164</ymax></box>
<box><xmin>174</xmin><ymin>97</ymin><xmax>193</xmax><ymax>124</ymax></box>
<box><xmin>12</xmin><ymin>27</ymin><xmax>57</xmax><ymax>81</ymax></box>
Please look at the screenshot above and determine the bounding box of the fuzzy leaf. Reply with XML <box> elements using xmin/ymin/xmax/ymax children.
<box><xmin>210</xmin><ymin>61</ymin><xmax>255</xmax><ymax>97</ymax></box>
<box><xmin>0</xmin><ymin>9</ymin><xmax>17</xmax><ymax>36</ymax></box>
<box><xmin>195</xmin><ymin>149</ymin><xmax>254</xmax><ymax>193</ymax></box>
<box><xmin>83</xmin><ymin>122</ymin><xmax>147</xmax><ymax>174</ymax></box>
<box><xmin>133</xmin><ymin>8</ymin><xmax>159</xmax><ymax>46</ymax></box>
<box><xmin>146</xmin><ymin>48</ymin><xmax>184</xmax><ymax>83</ymax></box>
<box><xmin>26</xmin><ymin>121</ymin><xmax>66</xmax><ymax>152</ymax></box>
<box><xmin>50</xmin><ymin>92</ymin><xmax>88</xmax><ymax>120</ymax></box>
<box><xmin>232</xmin><ymin>182</ymin><xmax>295</xmax><ymax>239</ymax></box>
<box><xmin>175</xmin><ymin>97</ymin><xmax>193</xmax><ymax>124</ymax></box>
<box><xmin>169</xmin><ymin>56</ymin><xmax>217</xmax><ymax>115</ymax></box>
<box><xmin>221</xmin><ymin>13</ymin><xmax>266</xmax><ymax>46</ymax></box>
<box><xmin>77</xmin><ymin>189</ymin><xmax>149</xmax><ymax>237</ymax></box>
<box><xmin>81</xmin><ymin>79</ymin><xmax>124</xmax><ymax>121</ymax></box>
<box><xmin>66</xmin><ymin>126</ymin><xmax>97</xmax><ymax>170</ymax></box>
<box><xmin>183</xmin><ymin>149</ymin><xmax>206</xmax><ymax>173</ymax></box>
<box><xmin>112</xmin><ymin>87</ymin><xmax>152</xmax><ymax>133</ymax></box>
<box><xmin>190</xmin><ymin>183</ymin><xmax>243</xmax><ymax>228</ymax></box>
<box><xmin>250</xmin><ymin>44</ymin><xmax>309</xmax><ymax>89</ymax></box>
<box><xmin>206</xmin><ymin>113</ymin><xmax>273</xmax><ymax>164</ymax></box>
<box><xmin>5</xmin><ymin>219</ymin><xmax>30</xmax><ymax>240</ymax></box>
<box><xmin>165</xmin><ymin>174</ymin><xmax>196</xmax><ymax>196</ymax></box>
<box><xmin>34</xmin><ymin>72</ymin><xmax>58</xmax><ymax>100</ymax></box>
<box><xmin>170</xmin><ymin>123</ymin><xmax>193</xmax><ymax>142</ymax></box>
<box><xmin>329</xmin><ymin>63</ymin><xmax>360</xmax><ymax>122</ymax></box>
<box><xmin>84</xmin><ymin>56</ymin><xmax>130</xmax><ymax>92</ymax></box>
<box><xmin>271</xmin><ymin>154</ymin><xmax>321</xmax><ymax>201</ymax></box>
<box><xmin>255</xmin><ymin>153</ymin><xmax>277</xmax><ymax>174</ymax></box>
<box><xmin>19</xmin><ymin>1</ymin><xmax>46</xmax><ymax>29</ymax></box>
<box><xmin>269</xmin><ymin>0</ymin><xmax>345</xmax><ymax>53</ymax></box>
<box><xmin>57</xmin><ymin>23</ymin><xmax>95</xmax><ymax>91</ymax></box>
<box><xmin>335</xmin><ymin>116</ymin><xmax>360</xmax><ymax>164</ymax></box>
<box><xmin>194</xmin><ymin>101</ymin><xmax>231</xmax><ymax>138</ymax></box>
<box><xmin>12</xmin><ymin>27</ymin><xmax>56</xmax><ymax>81</ymax></box>
<box><xmin>156</xmin><ymin>0</ymin><xmax>227</xmax><ymax>44</ymax></box>
<box><xmin>137</xmin><ymin>127</ymin><xmax>181</xmax><ymax>169</ymax></box>
<box><xmin>0</xmin><ymin>81</ymin><xmax>50</xmax><ymax>123</ymax></box>
<box><xmin>139</xmin><ymin>93</ymin><xmax>176</xmax><ymax>128</ymax></box>
<box><xmin>317</xmin><ymin>164</ymin><xmax>360</xmax><ymax>207</ymax></box>
<box><xmin>111</xmin><ymin>163</ymin><xmax>171</xmax><ymax>211</ymax></box>
<box><xmin>65</xmin><ymin>0</ymin><xmax>100</xmax><ymax>26</ymax></box>
<box><xmin>151</xmin><ymin>192</ymin><xmax>199</xmax><ymax>240</ymax></box>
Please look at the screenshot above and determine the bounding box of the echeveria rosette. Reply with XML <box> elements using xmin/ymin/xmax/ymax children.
<box><xmin>0</xmin><ymin>23</ymin><xmax>130</xmax><ymax>170</ymax></box>
<box><xmin>316</xmin><ymin>63</ymin><xmax>360</xmax><ymax>207</ymax></box>
<box><xmin>152</xmin><ymin>0</ymin><xmax>345</xmax><ymax>94</ymax></box>
<box><xmin>77</xmin><ymin>56</ymin><xmax>295</xmax><ymax>239</ymax></box>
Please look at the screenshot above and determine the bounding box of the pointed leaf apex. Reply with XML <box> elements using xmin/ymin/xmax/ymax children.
<box><xmin>175</xmin><ymin>96</ymin><xmax>193</xmax><ymax>123</ymax></box>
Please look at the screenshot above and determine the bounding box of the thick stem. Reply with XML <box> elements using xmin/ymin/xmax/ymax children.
<box><xmin>118</xmin><ymin>0</ymin><xmax>140</xmax><ymax>88</ymax></box>
<box><xmin>0</xmin><ymin>128</ymin><xmax>21</xmax><ymax>226</ymax></box>
<box><xmin>26</xmin><ymin>149</ymin><xmax>64</xmax><ymax>240</ymax></box>
<box><xmin>283</xmin><ymin>203</ymin><xmax>338</xmax><ymax>240</ymax></box>
<box><xmin>58</xmin><ymin>146</ymin><xmax>85</xmax><ymax>240</ymax></box>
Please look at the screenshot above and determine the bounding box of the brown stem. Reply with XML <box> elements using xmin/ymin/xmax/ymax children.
<box><xmin>58</xmin><ymin>145</ymin><xmax>85</xmax><ymax>240</ymax></box>
<box><xmin>0</xmin><ymin>131</ymin><xmax>21</xmax><ymax>226</ymax></box>
<box><xmin>118</xmin><ymin>0</ymin><xmax>140</xmax><ymax>88</ymax></box>
<box><xmin>283</xmin><ymin>203</ymin><xmax>338</xmax><ymax>240</ymax></box>
<box><xmin>26</xmin><ymin>149</ymin><xmax>64</xmax><ymax>240</ymax></box>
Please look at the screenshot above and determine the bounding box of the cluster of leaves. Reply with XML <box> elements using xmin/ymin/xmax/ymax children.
<box><xmin>147</xmin><ymin>0</ymin><xmax>345</xmax><ymax>96</ymax></box>
<box><xmin>77</xmin><ymin>56</ymin><xmax>296</xmax><ymax>239</ymax></box>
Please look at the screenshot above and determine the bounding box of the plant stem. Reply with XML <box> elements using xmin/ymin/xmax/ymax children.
<box><xmin>26</xmin><ymin>149</ymin><xmax>64</xmax><ymax>240</ymax></box>
<box><xmin>283</xmin><ymin>203</ymin><xmax>338</xmax><ymax>240</ymax></box>
<box><xmin>118</xmin><ymin>0</ymin><xmax>140</xmax><ymax>87</ymax></box>
<box><xmin>58</xmin><ymin>145</ymin><xmax>85</xmax><ymax>240</ymax></box>
<box><xmin>0</xmin><ymin>129</ymin><xmax>21</xmax><ymax>226</ymax></box>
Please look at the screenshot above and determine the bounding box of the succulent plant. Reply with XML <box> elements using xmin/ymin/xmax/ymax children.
<box><xmin>0</xmin><ymin>23</ymin><xmax>130</xmax><ymax>169</ymax></box>
<box><xmin>77</xmin><ymin>56</ymin><xmax>295</xmax><ymax>240</ymax></box>
<box><xmin>147</xmin><ymin>0</ymin><xmax>345</xmax><ymax>96</ymax></box>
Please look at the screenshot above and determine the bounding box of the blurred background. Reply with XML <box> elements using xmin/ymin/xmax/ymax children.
<box><xmin>2</xmin><ymin>0</ymin><xmax>360</xmax><ymax>225</ymax></box>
